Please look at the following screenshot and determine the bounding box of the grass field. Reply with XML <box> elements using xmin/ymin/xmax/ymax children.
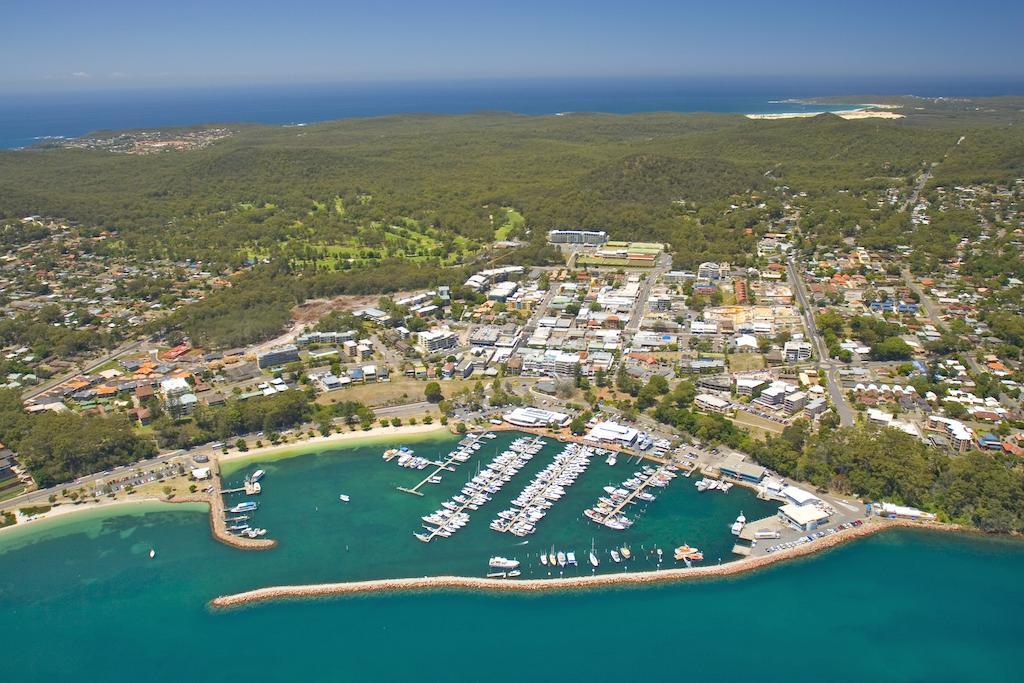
<box><xmin>729</xmin><ymin>411</ymin><xmax>786</xmax><ymax>436</ymax></box>
<box><xmin>494</xmin><ymin>207</ymin><xmax>524</xmax><ymax>241</ymax></box>
<box><xmin>316</xmin><ymin>377</ymin><xmax>481</xmax><ymax>408</ymax></box>
<box><xmin>728</xmin><ymin>353</ymin><xmax>766</xmax><ymax>372</ymax></box>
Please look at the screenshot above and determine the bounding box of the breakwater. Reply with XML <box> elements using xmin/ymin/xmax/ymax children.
<box><xmin>210</xmin><ymin>518</ymin><xmax>956</xmax><ymax>608</ymax></box>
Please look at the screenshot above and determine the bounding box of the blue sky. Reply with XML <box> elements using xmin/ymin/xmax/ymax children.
<box><xmin>2</xmin><ymin>0</ymin><xmax>1022</xmax><ymax>90</ymax></box>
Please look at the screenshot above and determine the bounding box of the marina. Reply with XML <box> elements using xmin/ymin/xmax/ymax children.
<box><xmin>414</xmin><ymin>435</ymin><xmax>545</xmax><ymax>542</ymax></box>
<box><xmin>396</xmin><ymin>432</ymin><xmax>495</xmax><ymax>496</ymax></box>
<box><xmin>583</xmin><ymin>462</ymin><xmax>680</xmax><ymax>531</ymax></box>
<box><xmin>490</xmin><ymin>443</ymin><xmax>595</xmax><ymax>537</ymax></box>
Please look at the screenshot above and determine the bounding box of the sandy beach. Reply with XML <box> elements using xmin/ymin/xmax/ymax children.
<box><xmin>209</xmin><ymin>519</ymin><xmax>963</xmax><ymax>608</ymax></box>
<box><xmin>0</xmin><ymin>496</ymin><xmax>205</xmax><ymax>538</ymax></box>
<box><xmin>746</xmin><ymin>107</ymin><xmax>905</xmax><ymax>120</ymax></box>
<box><xmin>218</xmin><ymin>421</ymin><xmax>450</xmax><ymax>466</ymax></box>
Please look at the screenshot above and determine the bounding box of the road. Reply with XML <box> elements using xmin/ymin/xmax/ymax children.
<box><xmin>902</xmin><ymin>162</ymin><xmax>936</xmax><ymax>211</ymax></box>
<box><xmin>787</xmin><ymin>256</ymin><xmax>854</xmax><ymax>427</ymax></box>
<box><xmin>625</xmin><ymin>253</ymin><xmax>672</xmax><ymax>334</ymax></box>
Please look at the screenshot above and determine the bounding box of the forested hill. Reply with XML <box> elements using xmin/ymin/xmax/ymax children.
<box><xmin>0</xmin><ymin>111</ymin><xmax>971</xmax><ymax>260</ymax></box>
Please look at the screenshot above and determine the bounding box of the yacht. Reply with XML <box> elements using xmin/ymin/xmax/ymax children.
<box><xmin>228</xmin><ymin>501</ymin><xmax>258</xmax><ymax>513</ymax></box>
<box><xmin>540</xmin><ymin>553</ymin><xmax>548</xmax><ymax>566</ymax></box>
<box><xmin>566</xmin><ymin>552</ymin><xmax>577</xmax><ymax>566</ymax></box>
<box><xmin>610</xmin><ymin>549</ymin><xmax>621</xmax><ymax>563</ymax></box>
<box><xmin>339</xmin><ymin>494</ymin><xmax>350</xmax><ymax>503</ymax></box>
<box><xmin>620</xmin><ymin>546</ymin><xmax>631</xmax><ymax>560</ymax></box>
<box><xmin>589</xmin><ymin>540</ymin><xmax>599</xmax><ymax>568</ymax></box>
<box><xmin>249</xmin><ymin>469</ymin><xmax>265</xmax><ymax>483</ymax></box>
<box><xmin>489</xmin><ymin>556</ymin><xmax>520</xmax><ymax>570</ymax></box>
<box><xmin>148</xmin><ymin>548</ymin><xmax>155</xmax><ymax>559</ymax></box>
<box><xmin>556</xmin><ymin>551</ymin><xmax>566</xmax><ymax>567</ymax></box>
<box><xmin>731</xmin><ymin>511</ymin><xmax>746</xmax><ymax>536</ymax></box>
<box><xmin>606</xmin><ymin>452</ymin><xmax>617</xmax><ymax>466</ymax></box>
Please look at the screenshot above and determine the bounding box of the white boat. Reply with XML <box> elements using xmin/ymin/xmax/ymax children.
<box><xmin>610</xmin><ymin>549</ymin><xmax>621</xmax><ymax>563</ymax></box>
<box><xmin>557</xmin><ymin>551</ymin><xmax>566</xmax><ymax>567</ymax></box>
<box><xmin>339</xmin><ymin>494</ymin><xmax>350</xmax><ymax>502</ymax></box>
<box><xmin>149</xmin><ymin>548</ymin><xmax>155</xmax><ymax>559</ymax></box>
<box><xmin>606</xmin><ymin>452</ymin><xmax>617</xmax><ymax>466</ymax></box>
<box><xmin>250</xmin><ymin>469</ymin><xmax>265</xmax><ymax>483</ymax></box>
<box><xmin>489</xmin><ymin>556</ymin><xmax>520</xmax><ymax>570</ymax></box>
<box><xmin>540</xmin><ymin>553</ymin><xmax>548</xmax><ymax>566</ymax></box>
<box><xmin>731</xmin><ymin>511</ymin><xmax>746</xmax><ymax>536</ymax></box>
<box><xmin>589</xmin><ymin>539</ymin><xmax>599</xmax><ymax>567</ymax></box>
<box><xmin>566</xmin><ymin>551</ymin><xmax>577</xmax><ymax>566</ymax></box>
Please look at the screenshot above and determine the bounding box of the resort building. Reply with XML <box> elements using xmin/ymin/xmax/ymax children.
<box><xmin>547</xmin><ymin>229</ymin><xmax>609</xmax><ymax>245</ymax></box>
<box><xmin>417</xmin><ymin>328</ymin><xmax>458</xmax><ymax>354</ymax></box>
<box><xmin>256</xmin><ymin>344</ymin><xmax>299</xmax><ymax>369</ymax></box>
<box><xmin>926</xmin><ymin>415</ymin><xmax>975</xmax><ymax>453</ymax></box>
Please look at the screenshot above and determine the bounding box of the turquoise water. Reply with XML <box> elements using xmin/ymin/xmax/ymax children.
<box><xmin>2</xmin><ymin>432</ymin><xmax>1022</xmax><ymax>682</ymax></box>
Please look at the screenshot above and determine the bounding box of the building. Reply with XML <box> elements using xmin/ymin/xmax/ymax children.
<box><xmin>783</xmin><ymin>391</ymin><xmax>807</xmax><ymax>414</ymax></box>
<box><xmin>735</xmin><ymin>377</ymin><xmax>767</xmax><ymax>396</ymax></box>
<box><xmin>698</xmin><ymin>261</ymin><xmax>728</xmax><ymax>280</ymax></box>
<box><xmin>418</xmin><ymin>328</ymin><xmax>458</xmax><ymax>354</ymax></box>
<box><xmin>804</xmin><ymin>397</ymin><xmax>827</xmax><ymax>418</ymax></box>
<box><xmin>778</xmin><ymin>503</ymin><xmax>831</xmax><ymax>531</ymax></box>
<box><xmin>783</xmin><ymin>341</ymin><xmax>812</xmax><ymax>362</ymax></box>
<box><xmin>257</xmin><ymin>344</ymin><xmax>299</xmax><ymax>370</ymax></box>
<box><xmin>717</xmin><ymin>453</ymin><xmax>766</xmax><ymax>483</ymax></box>
<box><xmin>503</xmin><ymin>406</ymin><xmax>571</xmax><ymax>428</ymax></box>
<box><xmin>547</xmin><ymin>229</ymin><xmax>608</xmax><ymax>245</ymax></box>
<box><xmin>160</xmin><ymin>377</ymin><xmax>197</xmax><ymax>417</ymax></box>
<box><xmin>927</xmin><ymin>415</ymin><xmax>975</xmax><ymax>453</ymax></box>
<box><xmin>695</xmin><ymin>393</ymin><xmax>731</xmax><ymax>414</ymax></box>
<box><xmin>584</xmin><ymin>421</ymin><xmax>639</xmax><ymax>448</ymax></box>
<box><xmin>520</xmin><ymin>349</ymin><xmax>580</xmax><ymax>377</ymax></box>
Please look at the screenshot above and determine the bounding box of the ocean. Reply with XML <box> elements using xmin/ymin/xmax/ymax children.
<box><xmin>1</xmin><ymin>431</ymin><xmax>1022</xmax><ymax>682</ymax></box>
<box><xmin>2</xmin><ymin>76</ymin><xmax>1022</xmax><ymax>149</ymax></box>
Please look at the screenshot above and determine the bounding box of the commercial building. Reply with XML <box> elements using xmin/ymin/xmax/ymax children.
<box><xmin>716</xmin><ymin>453</ymin><xmax>766</xmax><ymax>483</ymax></box>
<box><xmin>160</xmin><ymin>377</ymin><xmax>197</xmax><ymax>417</ymax></box>
<box><xmin>783</xmin><ymin>391</ymin><xmax>807</xmax><ymax>414</ymax></box>
<box><xmin>695</xmin><ymin>393</ymin><xmax>731</xmax><ymax>414</ymax></box>
<box><xmin>784</xmin><ymin>341</ymin><xmax>813</xmax><ymax>362</ymax></box>
<box><xmin>778</xmin><ymin>503</ymin><xmax>831</xmax><ymax>531</ymax></box>
<box><xmin>584</xmin><ymin>421</ymin><xmax>639</xmax><ymax>448</ymax></box>
<box><xmin>503</xmin><ymin>406</ymin><xmax>571</xmax><ymax>428</ymax></box>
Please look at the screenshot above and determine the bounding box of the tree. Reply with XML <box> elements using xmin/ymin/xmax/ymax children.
<box><xmin>424</xmin><ymin>381</ymin><xmax>443</xmax><ymax>403</ymax></box>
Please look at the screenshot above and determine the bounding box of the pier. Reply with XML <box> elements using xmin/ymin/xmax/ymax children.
<box><xmin>397</xmin><ymin>433</ymin><xmax>489</xmax><ymax>496</ymax></box>
<box><xmin>601</xmin><ymin>467</ymin><xmax>671</xmax><ymax>520</ymax></box>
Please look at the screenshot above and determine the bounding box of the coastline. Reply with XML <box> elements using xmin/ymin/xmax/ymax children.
<box><xmin>0</xmin><ymin>497</ymin><xmax>206</xmax><ymax>542</ymax></box>
<box><xmin>208</xmin><ymin>518</ymin><xmax>961</xmax><ymax>608</ymax></box>
<box><xmin>218</xmin><ymin>422</ymin><xmax>450</xmax><ymax>471</ymax></box>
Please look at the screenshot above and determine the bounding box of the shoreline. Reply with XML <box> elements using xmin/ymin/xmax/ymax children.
<box><xmin>218</xmin><ymin>422</ymin><xmax>450</xmax><ymax>469</ymax></box>
<box><xmin>208</xmin><ymin>519</ymin><xmax>963</xmax><ymax>609</ymax></box>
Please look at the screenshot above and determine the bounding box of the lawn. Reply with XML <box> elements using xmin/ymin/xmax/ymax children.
<box><xmin>316</xmin><ymin>377</ymin><xmax>481</xmax><ymax>408</ymax></box>
<box><xmin>494</xmin><ymin>207</ymin><xmax>524</xmax><ymax>241</ymax></box>
<box><xmin>728</xmin><ymin>353</ymin><xmax>766</xmax><ymax>372</ymax></box>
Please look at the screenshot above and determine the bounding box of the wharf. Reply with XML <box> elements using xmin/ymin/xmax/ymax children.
<box><xmin>419</xmin><ymin>439</ymin><xmax>533</xmax><ymax>542</ymax></box>
<box><xmin>397</xmin><ymin>433</ymin><xmax>486</xmax><ymax>496</ymax></box>
<box><xmin>493</xmin><ymin>442</ymin><xmax>586</xmax><ymax>534</ymax></box>
<box><xmin>600</xmin><ymin>466</ymin><xmax>673</xmax><ymax>522</ymax></box>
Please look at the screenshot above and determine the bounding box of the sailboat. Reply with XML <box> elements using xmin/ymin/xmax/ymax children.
<box><xmin>548</xmin><ymin>545</ymin><xmax>556</xmax><ymax>566</ymax></box>
<box><xmin>589</xmin><ymin>538</ymin><xmax>599</xmax><ymax>568</ymax></box>
<box><xmin>148</xmin><ymin>548</ymin><xmax>155</xmax><ymax>559</ymax></box>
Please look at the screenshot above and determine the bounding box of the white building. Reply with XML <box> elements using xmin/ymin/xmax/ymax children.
<box><xmin>418</xmin><ymin>328</ymin><xmax>458</xmax><ymax>354</ymax></box>
<box><xmin>584</xmin><ymin>421</ymin><xmax>639</xmax><ymax>448</ymax></box>
<box><xmin>504</xmin><ymin>406</ymin><xmax>571</xmax><ymax>428</ymax></box>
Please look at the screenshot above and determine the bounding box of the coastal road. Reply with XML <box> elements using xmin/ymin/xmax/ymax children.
<box><xmin>787</xmin><ymin>256</ymin><xmax>854</xmax><ymax>427</ymax></box>
<box><xmin>625</xmin><ymin>253</ymin><xmax>672</xmax><ymax>334</ymax></box>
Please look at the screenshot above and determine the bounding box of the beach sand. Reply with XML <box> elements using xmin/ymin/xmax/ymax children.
<box><xmin>746</xmin><ymin>108</ymin><xmax>905</xmax><ymax>121</ymax></box>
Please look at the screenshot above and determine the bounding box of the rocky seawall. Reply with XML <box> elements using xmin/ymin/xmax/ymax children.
<box><xmin>210</xmin><ymin>518</ymin><xmax>958</xmax><ymax>608</ymax></box>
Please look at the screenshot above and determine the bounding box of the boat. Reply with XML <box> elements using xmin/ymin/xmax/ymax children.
<box><xmin>610</xmin><ymin>549</ymin><xmax>621</xmax><ymax>563</ymax></box>
<box><xmin>507</xmin><ymin>569</ymin><xmax>522</xmax><ymax>578</ymax></box>
<box><xmin>589</xmin><ymin>539</ymin><xmax>599</xmax><ymax>567</ymax></box>
<box><xmin>489</xmin><ymin>556</ymin><xmax>520</xmax><ymax>570</ymax></box>
<box><xmin>339</xmin><ymin>494</ymin><xmax>350</xmax><ymax>502</ymax></box>
<box><xmin>731</xmin><ymin>511</ymin><xmax>746</xmax><ymax>536</ymax></box>
<box><xmin>149</xmin><ymin>548</ymin><xmax>155</xmax><ymax>559</ymax></box>
<box><xmin>540</xmin><ymin>553</ymin><xmax>548</xmax><ymax>566</ymax></box>
<box><xmin>566</xmin><ymin>551</ymin><xmax>577</xmax><ymax>566</ymax></box>
<box><xmin>548</xmin><ymin>546</ymin><xmax>557</xmax><ymax>566</ymax></box>
<box><xmin>620</xmin><ymin>546</ymin><xmax>631</xmax><ymax>560</ymax></box>
<box><xmin>228</xmin><ymin>501</ymin><xmax>257</xmax><ymax>513</ymax></box>
<box><xmin>249</xmin><ymin>469</ymin><xmax>265</xmax><ymax>483</ymax></box>
<box><xmin>557</xmin><ymin>551</ymin><xmax>566</xmax><ymax>567</ymax></box>
<box><xmin>606</xmin><ymin>452</ymin><xmax>617</xmax><ymax>466</ymax></box>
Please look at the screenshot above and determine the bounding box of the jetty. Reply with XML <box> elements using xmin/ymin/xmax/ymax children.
<box><xmin>397</xmin><ymin>432</ymin><xmax>492</xmax><ymax>496</ymax></box>
<box><xmin>206</xmin><ymin>460</ymin><xmax>275</xmax><ymax>551</ymax></box>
